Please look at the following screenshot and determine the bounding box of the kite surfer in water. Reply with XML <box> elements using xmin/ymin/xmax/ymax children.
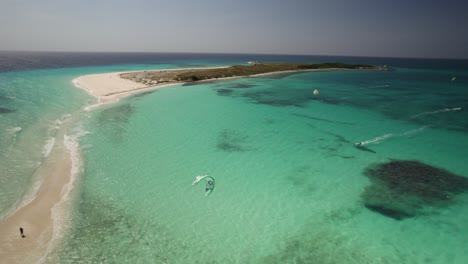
<box><xmin>206</xmin><ymin>180</ymin><xmax>214</xmax><ymax>192</ymax></box>
<box><xmin>193</xmin><ymin>175</ymin><xmax>215</xmax><ymax>196</ymax></box>
<box><xmin>354</xmin><ymin>142</ymin><xmax>376</xmax><ymax>154</ymax></box>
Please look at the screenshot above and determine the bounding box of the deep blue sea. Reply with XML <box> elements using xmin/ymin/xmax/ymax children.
<box><xmin>1</xmin><ymin>51</ymin><xmax>468</xmax><ymax>263</ymax></box>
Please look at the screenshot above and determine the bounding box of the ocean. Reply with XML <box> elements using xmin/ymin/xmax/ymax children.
<box><xmin>1</xmin><ymin>51</ymin><xmax>467</xmax><ymax>263</ymax></box>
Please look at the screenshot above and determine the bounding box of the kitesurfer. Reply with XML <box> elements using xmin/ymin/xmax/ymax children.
<box><xmin>193</xmin><ymin>175</ymin><xmax>215</xmax><ymax>196</ymax></box>
<box><xmin>206</xmin><ymin>180</ymin><xmax>214</xmax><ymax>192</ymax></box>
<box><xmin>354</xmin><ymin>142</ymin><xmax>376</xmax><ymax>153</ymax></box>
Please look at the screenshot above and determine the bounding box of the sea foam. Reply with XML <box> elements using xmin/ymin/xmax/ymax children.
<box><xmin>7</xmin><ymin>126</ymin><xmax>22</xmax><ymax>134</ymax></box>
<box><xmin>42</xmin><ymin>138</ymin><xmax>56</xmax><ymax>158</ymax></box>
<box><xmin>39</xmin><ymin>128</ymin><xmax>88</xmax><ymax>263</ymax></box>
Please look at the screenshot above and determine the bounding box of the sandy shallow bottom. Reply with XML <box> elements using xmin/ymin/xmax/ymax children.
<box><xmin>0</xmin><ymin>125</ymin><xmax>75</xmax><ymax>264</ymax></box>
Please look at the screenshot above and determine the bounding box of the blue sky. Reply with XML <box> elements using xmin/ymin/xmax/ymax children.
<box><xmin>1</xmin><ymin>0</ymin><xmax>467</xmax><ymax>58</ymax></box>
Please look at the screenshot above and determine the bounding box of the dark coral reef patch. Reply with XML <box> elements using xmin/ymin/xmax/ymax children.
<box><xmin>362</xmin><ymin>160</ymin><xmax>468</xmax><ymax>220</ymax></box>
<box><xmin>0</xmin><ymin>107</ymin><xmax>15</xmax><ymax>113</ymax></box>
<box><xmin>216</xmin><ymin>88</ymin><xmax>234</xmax><ymax>96</ymax></box>
<box><xmin>217</xmin><ymin>129</ymin><xmax>251</xmax><ymax>152</ymax></box>
<box><xmin>228</xmin><ymin>83</ymin><xmax>256</xmax><ymax>89</ymax></box>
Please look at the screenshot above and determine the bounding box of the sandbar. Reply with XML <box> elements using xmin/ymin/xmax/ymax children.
<box><xmin>0</xmin><ymin>120</ymin><xmax>77</xmax><ymax>264</ymax></box>
<box><xmin>0</xmin><ymin>63</ymin><xmax>379</xmax><ymax>263</ymax></box>
<box><xmin>73</xmin><ymin>63</ymin><xmax>377</xmax><ymax>106</ymax></box>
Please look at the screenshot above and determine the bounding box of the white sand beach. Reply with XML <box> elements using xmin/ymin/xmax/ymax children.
<box><xmin>73</xmin><ymin>66</ymin><xmax>345</xmax><ymax>107</ymax></box>
<box><xmin>73</xmin><ymin>66</ymin><xmax>230</xmax><ymax>106</ymax></box>
<box><xmin>0</xmin><ymin>124</ymin><xmax>76</xmax><ymax>264</ymax></box>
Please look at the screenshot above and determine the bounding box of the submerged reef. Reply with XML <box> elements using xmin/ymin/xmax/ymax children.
<box><xmin>260</xmin><ymin>227</ymin><xmax>397</xmax><ymax>264</ymax></box>
<box><xmin>362</xmin><ymin>160</ymin><xmax>468</xmax><ymax>220</ymax></box>
<box><xmin>0</xmin><ymin>107</ymin><xmax>15</xmax><ymax>113</ymax></box>
<box><xmin>227</xmin><ymin>83</ymin><xmax>257</xmax><ymax>89</ymax></box>
<box><xmin>131</xmin><ymin>90</ymin><xmax>157</xmax><ymax>99</ymax></box>
<box><xmin>242</xmin><ymin>89</ymin><xmax>314</xmax><ymax>107</ymax></box>
<box><xmin>217</xmin><ymin>129</ymin><xmax>251</xmax><ymax>152</ymax></box>
<box><xmin>97</xmin><ymin>103</ymin><xmax>136</xmax><ymax>143</ymax></box>
<box><xmin>216</xmin><ymin>88</ymin><xmax>234</xmax><ymax>96</ymax></box>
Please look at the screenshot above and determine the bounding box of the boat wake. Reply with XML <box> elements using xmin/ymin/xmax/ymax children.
<box><xmin>357</xmin><ymin>134</ymin><xmax>393</xmax><ymax>146</ymax></box>
<box><xmin>410</xmin><ymin>107</ymin><xmax>462</xmax><ymax>119</ymax></box>
<box><xmin>367</xmin><ymin>84</ymin><xmax>390</xmax><ymax>89</ymax></box>
<box><xmin>357</xmin><ymin>126</ymin><xmax>428</xmax><ymax>146</ymax></box>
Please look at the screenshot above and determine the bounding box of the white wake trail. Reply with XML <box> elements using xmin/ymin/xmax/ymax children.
<box><xmin>410</xmin><ymin>107</ymin><xmax>462</xmax><ymax>119</ymax></box>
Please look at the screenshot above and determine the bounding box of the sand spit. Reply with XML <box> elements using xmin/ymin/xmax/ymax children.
<box><xmin>0</xmin><ymin>64</ymin><xmax>374</xmax><ymax>263</ymax></box>
<box><xmin>73</xmin><ymin>66</ymin><xmax>230</xmax><ymax>107</ymax></box>
<box><xmin>73</xmin><ymin>65</ymin><xmax>363</xmax><ymax>108</ymax></box>
<box><xmin>0</xmin><ymin>120</ymin><xmax>78</xmax><ymax>264</ymax></box>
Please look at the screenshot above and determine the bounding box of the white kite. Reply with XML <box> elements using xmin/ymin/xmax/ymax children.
<box><xmin>192</xmin><ymin>175</ymin><xmax>215</xmax><ymax>196</ymax></box>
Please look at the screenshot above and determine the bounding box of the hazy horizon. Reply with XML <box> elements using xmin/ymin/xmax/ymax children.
<box><xmin>1</xmin><ymin>0</ymin><xmax>467</xmax><ymax>59</ymax></box>
<box><xmin>1</xmin><ymin>49</ymin><xmax>468</xmax><ymax>60</ymax></box>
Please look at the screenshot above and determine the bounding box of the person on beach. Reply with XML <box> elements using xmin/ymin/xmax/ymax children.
<box><xmin>19</xmin><ymin>227</ymin><xmax>25</xmax><ymax>238</ymax></box>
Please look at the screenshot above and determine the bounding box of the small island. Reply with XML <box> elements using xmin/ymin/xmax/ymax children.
<box><xmin>120</xmin><ymin>62</ymin><xmax>379</xmax><ymax>86</ymax></box>
<box><xmin>74</xmin><ymin>62</ymin><xmax>381</xmax><ymax>106</ymax></box>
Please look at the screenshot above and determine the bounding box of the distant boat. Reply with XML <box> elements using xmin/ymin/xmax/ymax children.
<box><xmin>313</xmin><ymin>89</ymin><xmax>319</xmax><ymax>96</ymax></box>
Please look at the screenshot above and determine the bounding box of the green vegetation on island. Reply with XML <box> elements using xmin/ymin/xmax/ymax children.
<box><xmin>120</xmin><ymin>62</ymin><xmax>380</xmax><ymax>86</ymax></box>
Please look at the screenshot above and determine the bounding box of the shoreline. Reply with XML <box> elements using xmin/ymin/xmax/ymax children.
<box><xmin>73</xmin><ymin>66</ymin><xmax>354</xmax><ymax>109</ymax></box>
<box><xmin>0</xmin><ymin>116</ymin><xmax>80</xmax><ymax>264</ymax></box>
<box><xmin>0</xmin><ymin>65</ymin><xmax>366</xmax><ymax>263</ymax></box>
<box><xmin>73</xmin><ymin>66</ymin><xmax>230</xmax><ymax>109</ymax></box>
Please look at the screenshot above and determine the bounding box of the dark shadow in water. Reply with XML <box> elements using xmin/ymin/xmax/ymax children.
<box><xmin>181</xmin><ymin>82</ymin><xmax>199</xmax><ymax>87</ymax></box>
<box><xmin>97</xmin><ymin>104</ymin><xmax>135</xmax><ymax>142</ymax></box>
<box><xmin>216</xmin><ymin>89</ymin><xmax>234</xmax><ymax>96</ymax></box>
<box><xmin>0</xmin><ymin>94</ymin><xmax>12</xmax><ymax>100</ymax></box>
<box><xmin>362</xmin><ymin>160</ymin><xmax>468</xmax><ymax>220</ymax></box>
<box><xmin>322</xmin><ymin>131</ymin><xmax>352</xmax><ymax>143</ymax></box>
<box><xmin>131</xmin><ymin>90</ymin><xmax>157</xmax><ymax>99</ymax></box>
<box><xmin>260</xmin><ymin>227</ymin><xmax>391</xmax><ymax>264</ymax></box>
<box><xmin>354</xmin><ymin>144</ymin><xmax>376</xmax><ymax>154</ymax></box>
<box><xmin>98</xmin><ymin>103</ymin><xmax>135</xmax><ymax>124</ymax></box>
<box><xmin>440</xmin><ymin>125</ymin><xmax>468</xmax><ymax>133</ymax></box>
<box><xmin>0</xmin><ymin>107</ymin><xmax>15</xmax><ymax>113</ymax></box>
<box><xmin>311</xmin><ymin>97</ymin><xmax>341</xmax><ymax>105</ymax></box>
<box><xmin>56</xmin><ymin>193</ymin><xmax>187</xmax><ymax>263</ymax></box>
<box><xmin>228</xmin><ymin>83</ymin><xmax>257</xmax><ymax>89</ymax></box>
<box><xmin>370</xmin><ymin>96</ymin><xmax>398</xmax><ymax>103</ymax></box>
<box><xmin>242</xmin><ymin>90</ymin><xmax>315</xmax><ymax>108</ymax></box>
<box><xmin>264</xmin><ymin>118</ymin><xmax>275</xmax><ymax>124</ymax></box>
<box><xmin>292</xmin><ymin>113</ymin><xmax>356</xmax><ymax>125</ymax></box>
<box><xmin>217</xmin><ymin>129</ymin><xmax>252</xmax><ymax>152</ymax></box>
<box><xmin>285</xmin><ymin>165</ymin><xmax>318</xmax><ymax>194</ymax></box>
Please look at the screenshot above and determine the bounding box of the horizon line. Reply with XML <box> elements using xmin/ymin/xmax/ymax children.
<box><xmin>0</xmin><ymin>49</ymin><xmax>467</xmax><ymax>60</ymax></box>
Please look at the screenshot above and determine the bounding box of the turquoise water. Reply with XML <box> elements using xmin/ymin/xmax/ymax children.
<box><xmin>1</xmin><ymin>54</ymin><xmax>468</xmax><ymax>263</ymax></box>
<box><xmin>56</xmin><ymin>68</ymin><xmax>467</xmax><ymax>263</ymax></box>
<box><xmin>0</xmin><ymin>61</ymin><xmax>225</xmax><ymax>218</ymax></box>
<box><xmin>0</xmin><ymin>68</ymin><xmax>90</xmax><ymax>217</ymax></box>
